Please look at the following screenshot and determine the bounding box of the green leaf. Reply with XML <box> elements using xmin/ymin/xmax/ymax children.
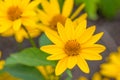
<box><xmin>99</xmin><ymin>0</ymin><xmax>120</xmax><ymax>19</ymax></box>
<box><xmin>65</xmin><ymin>69</ymin><xmax>72</xmax><ymax>80</ymax></box>
<box><xmin>5</xmin><ymin>48</ymin><xmax>57</xmax><ymax>66</ymax></box>
<box><xmin>75</xmin><ymin>0</ymin><xmax>84</xmax><ymax>5</ymax></box>
<box><xmin>39</xmin><ymin>33</ymin><xmax>52</xmax><ymax>47</ymax></box>
<box><xmin>4</xmin><ymin>64</ymin><xmax>45</xmax><ymax>80</ymax></box>
<box><xmin>66</xmin><ymin>69</ymin><xmax>72</xmax><ymax>78</ymax></box>
<box><xmin>58</xmin><ymin>0</ymin><xmax>64</xmax><ymax>12</ymax></box>
<box><xmin>84</xmin><ymin>0</ymin><xmax>99</xmax><ymax>20</ymax></box>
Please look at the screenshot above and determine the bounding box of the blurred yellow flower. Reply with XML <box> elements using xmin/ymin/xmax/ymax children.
<box><xmin>0</xmin><ymin>51</ymin><xmax>5</xmax><ymax>70</ymax></box>
<box><xmin>0</xmin><ymin>0</ymin><xmax>40</xmax><ymax>33</ymax></box>
<box><xmin>38</xmin><ymin>0</ymin><xmax>87</xmax><ymax>31</ymax></box>
<box><xmin>92</xmin><ymin>72</ymin><xmax>110</xmax><ymax>80</ymax></box>
<box><xmin>100</xmin><ymin>47</ymin><xmax>120</xmax><ymax>80</ymax></box>
<box><xmin>37</xmin><ymin>66</ymin><xmax>59</xmax><ymax>80</ymax></box>
<box><xmin>1</xmin><ymin>25</ymin><xmax>41</xmax><ymax>43</ymax></box>
<box><xmin>40</xmin><ymin>19</ymin><xmax>106</xmax><ymax>75</ymax></box>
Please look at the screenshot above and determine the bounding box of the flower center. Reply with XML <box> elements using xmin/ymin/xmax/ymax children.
<box><xmin>64</xmin><ymin>40</ymin><xmax>80</xmax><ymax>56</ymax></box>
<box><xmin>49</xmin><ymin>14</ymin><xmax>66</xmax><ymax>31</ymax></box>
<box><xmin>7</xmin><ymin>6</ymin><xmax>22</xmax><ymax>21</ymax></box>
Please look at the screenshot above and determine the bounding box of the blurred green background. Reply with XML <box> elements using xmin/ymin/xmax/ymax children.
<box><xmin>59</xmin><ymin>0</ymin><xmax>120</xmax><ymax>20</ymax></box>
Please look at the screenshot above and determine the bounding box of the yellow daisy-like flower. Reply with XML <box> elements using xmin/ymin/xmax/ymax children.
<box><xmin>38</xmin><ymin>0</ymin><xmax>86</xmax><ymax>31</ymax></box>
<box><xmin>0</xmin><ymin>0</ymin><xmax>40</xmax><ymax>33</ymax></box>
<box><xmin>100</xmin><ymin>47</ymin><xmax>120</xmax><ymax>80</ymax></box>
<box><xmin>40</xmin><ymin>19</ymin><xmax>106</xmax><ymax>75</ymax></box>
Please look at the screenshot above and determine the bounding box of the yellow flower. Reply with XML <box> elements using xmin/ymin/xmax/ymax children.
<box><xmin>1</xmin><ymin>25</ymin><xmax>41</xmax><ymax>43</ymax></box>
<box><xmin>100</xmin><ymin>47</ymin><xmax>120</xmax><ymax>80</ymax></box>
<box><xmin>0</xmin><ymin>51</ymin><xmax>5</xmax><ymax>70</ymax></box>
<box><xmin>0</xmin><ymin>0</ymin><xmax>40</xmax><ymax>33</ymax></box>
<box><xmin>38</xmin><ymin>0</ymin><xmax>87</xmax><ymax>31</ymax></box>
<box><xmin>37</xmin><ymin>66</ymin><xmax>59</xmax><ymax>80</ymax></box>
<box><xmin>78</xmin><ymin>76</ymin><xmax>88</xmax><ymax>80</ymax></box>
<box><xmin>40</xmin><ymin>19</ymin><xmax>106</xmax><ymax>75</ymax></box>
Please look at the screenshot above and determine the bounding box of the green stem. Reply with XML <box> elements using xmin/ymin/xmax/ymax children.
<box><xmin>22</xmin><ymin>25</ymin><xmax>37</xmax><ymax>47</ymax></box>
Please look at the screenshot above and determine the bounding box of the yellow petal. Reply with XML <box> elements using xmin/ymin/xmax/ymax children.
<box><xmin>14</xmin><ymin>28</ymin><xmax>26</xmax><ymax>43</ymax></box>
<box><xmin>62</xmin><ymin>0</ymin><xmax>74</xmax><ymax>17</ymax></box>
<box><xmin>73</xmin><ymin>13</ymin><xmax>87</xmax><ymax>25</ymax></box>
<box><xmin>100</xmin><ymin>64</ymin><xmax>118</xmax><ymax>77</ymax></box>
<box><xmin>81</xmin><ymin>44</ymin><xmax>106</xmax><ymax>53</ymax></box>
<box><xmin>70</xmin><ymin>4</ymin><xmax>85</xmax><ymax>19</ymax></box>
<box><xmin>45</xmin><ymin>65</ymin><xmax>54</xmax><ymax>74</ymax></box>
<box><xmin>4</xmin><ymin>0</ymin><xmax>13</xmax><ymax>7</ymax></box>
<box><xmin>40</xmin><ymin>45</ymin><xmax>64</xmax><ymax>54</ymax></box>
<box><xmin>13</xmin><ymin>19</ymin><xmax>21</xmax><ymax>31</ymax></box>
<box><xmin>0</xmin><ymin>21</ymin><xmax>12</xmax><ymax>33</ymax></box>
<box><xmin>22</xmin><ymin>10</ymin><xmax>36</xmax><ymax>17</ymax></box>
<box><xmin>77</xmin><ymin>55</ymin><xmax>89</xmax><ymax>73</ymax></box>
<box><xmin>64</xmin><ymin>19</ymin><xmax>75</xmax><ymax>40</ymax></box>
<box><xmin>92</xmin><ymin>72</ymin><xmax>102</xmax><ymax>80</ymax></box>
<box><xmin>20</xmin><ymin>0</ymin><xmax>30</xmax><ymax>8</ymax></box>
<box><xmin>13</xmin><ymin>0</ymin><xmax>21</xmax><ymax>6</ymax></box>
<box><xmin>0</xmin><ymin>19</ymin><xmax>12</xmax><ymax>33</ymax></box>
<box><xmin>0</xmin><ymin>25</ymin><xmax>10</xmax><ymax>33</ymax></box>
<box><xmin>83</xmin><ymin>32</ymin><xmax>104</xmax><ymax>46</ymax></box>
<box><xmin>50</xmin><ymin>0</ymin><xmax>60</xmax><ymax>14</ymax></box>
<box><xmin>22</xmin><ymin>18</ymin><xmax>36</xmax><ymax>26</ymax></box>
<box><xmin>55</xmin><ymin>58</ymin><xmax>68</xmax><ymax>75</ymax></box>
<box><xmin>37</xmin><ymin>66</ymin><xmax>48</xmax><ymax>79</ymax></box>
<box><xmin>45</xmin><ymin>29</ymin><xmax>64</xmax><ymax>47</ymax></box>
<box><xmin>47</xmin><ymin>53</ymin><xmax>67</xmax><ymax>60</ymax></box>
<box><xmin>0</xmin><ymin>60</ymin><xmax>5</xmax><ymax>70</ymax></box>
<box><xmin>81</xmin><ymin>53</ymin><xmax>102</xmax><ymax>60</ymax></box>
<box><xmin>37</xmin><ymin>10</ymin><xmax>50</xmax><ymax>25</ymax></box>
<box><xmin>1</xmin><ymin>28</ymin><xmax>14</xmax><ymax>37</ymax></box>
<box><xmin>78</xmin><ymin>26</ymin><xmax>96</xmax><ymax>44</ymax></box>
<box><xmin>41</xmin><ymin>0</ymin><xmax>58</xmax><ymax>17</ymax></box>
<box><xmin>26</xmin><ymin>0</ymin><xmax>40</xmax><ymax>9</ymax></box>
<box><xmin>109</xmin><ymin>53</ymin><xmax>120</xmax><ymax>64</ymax></box>
<box><xmin>78</xmin><ymin>76</ymin><xmax>88</xmax><ymax>80</ymax></box>
<box><xmin>0</xmin><ymin>51</ymin><xmax>2</xmax><ymax>58</ymax></box>
<box><xmin>67</xmin><ymin>56</ymin><xmax>77</xmax><ymax>69</ymax></box>
<box><xmin>75</xmin><ymin>20</ymin><xmax>87</xmax><ymax>38</ymax></box>
<box><xmin>57</xmin><ymin>23</ymin><xmax>67</xmax><ymax>42</ymax></box>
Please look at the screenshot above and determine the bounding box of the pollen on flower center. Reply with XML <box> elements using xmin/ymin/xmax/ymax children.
<box><xmin>7</xmin><ymin>6</ymin><xmax>22</xmax><ymax>21</ymax></box>
<box><xmin>49</xmin><ymin>14</ymin><xmax>66</xmax><ymax>31</ymax></box>
<box><xmin>64</xmin><ymin>40</ymin><xmax>80</xmax><ymax>56</ymax></box>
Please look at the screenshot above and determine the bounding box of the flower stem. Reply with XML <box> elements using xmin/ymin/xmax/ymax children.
<box><xmin>22</xmin><ymin>25</ymin><xmax>37</xmax><ymax>47</ymax></box>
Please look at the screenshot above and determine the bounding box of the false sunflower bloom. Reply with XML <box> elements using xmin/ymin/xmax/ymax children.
<box><xmin>100</xmin><ymin>47</ymin><xmax>120</xmax><ymax>80</ymax></box>
<box><xmin>38</xmin><ymin>0</ymin><xmax>86</xmax><ymax>31</ymax></box>
<box><xmin>0</xmin><ymin>0</ymin><xmax>40</xmax><ymax>33</ymax></box>
<box><xmin>40</xmin><ymin>19</ymin><xmax>106</xmax><ymax>75</ymax></box>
